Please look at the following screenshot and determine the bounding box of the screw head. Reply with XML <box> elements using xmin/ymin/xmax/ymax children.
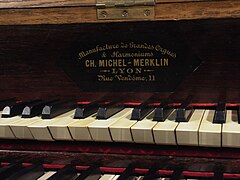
<box><xmin>122</xmin><ymin>10</ymin><xmax>128</xmax><ymax>17</ymax></box>
<box><xmin>101</xmin><ymin>11</ymin><xmax>108</xmax><ymax>18</ymax></box>
<box><xmin>144</xmin><ymin>9</ymin><xmax>151</xmax><ymax>16</ymax></box>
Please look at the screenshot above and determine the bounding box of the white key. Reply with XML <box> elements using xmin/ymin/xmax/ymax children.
<box><xmin>153</xmin><ymin>110</ymin><xmax>178</xmax><ymax>145</ymax></box>
<box><xmin>48</xmin><ymin>110</ymin><xmax>78</xmax><ymax>140</ymax></box>
<box><xmin>28</xmin><ymin>110</ymin><xmax>75</xmax><ymax>141</ymax></box>
<box><xmin>109</xmin><ymin>109</ymin><xmax>137</xmax><ymax>142</ymax></box>
<box><xmin>131</xmin><ymin>111</ymin><xmax>157</xmax><ymax>144</ymax></box>
<box><xmin>222</xmin><ymin>110</ymin><xmax>240</xmax><ymax>148</ymax></box>
<box><xmin>100</xmin><ymin>174</ymin><xmax>119</xmax><ymax>180</ymax></box>
<box><xmin>37</xmin><ymin>171</ymin><xmax>56</xmax><ymax>180</ymax></box>
<box><xmin>176</xmin><ymin>109</ymin><xmax>205</xmax><ymax>146</ymax></box>
<box><xmin>68</xmin><ymin>114</ymin><xmax>97</xmax><ymax>141</ymax></box>
<box><xmin>198</xmin><ymin>110</ymin><xmax>222</xmax><ymax>147</ymax></box>
<box><xmin>0</xmin><ymin>112</ymin><xmax>22</xmax><ymax>139</ymax></box>
<box><xmin>88</xmin><ymin>108</ymin><xmax>132</xmax><ymax>142</ymax></box>
<box><xmin>10</xmin><ymin>116</ymin><xmax>42</xmax><ymax>139</ymax></box>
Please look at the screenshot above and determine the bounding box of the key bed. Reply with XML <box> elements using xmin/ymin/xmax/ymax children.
<box><xmin>0</xmin><ymin>160</ymin><xmax>239</xmax><ymax>180</ymax></box>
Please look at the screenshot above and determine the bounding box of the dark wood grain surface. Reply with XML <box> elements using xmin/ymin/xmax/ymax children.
<box><xmin>0</xmin><ymin>19</ymin><xmax>239</xmax><ymax>102</ymax></box>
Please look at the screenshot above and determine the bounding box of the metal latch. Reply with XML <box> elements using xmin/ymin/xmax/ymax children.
<box><xmin>96</xmin><ymin>0</ymin><xmax>155</xmax><ymax>20</ymax></box>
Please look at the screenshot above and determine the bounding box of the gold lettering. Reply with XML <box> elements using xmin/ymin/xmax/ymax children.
<box><xmin>85</xmin><ymin>60</ymin><xmax>90</xmax><ymax>67</ymax></box>
<box><xmin>78</xmin><ymin>43</ymin><xmax>176</xmax><ymax>60</ymax></box>
<box><xmin>164</xmin><ymin>58</ymin><xmax>169</xmax><ymax>66</ymax></box>
<box><xmin>109</xmin><ymin>60</ymin><xmax>112</xmax><ymax>66</ymax></box>
<box><xmin>133</xmin><ymin>58</ymin><xmax>169</xmax><ymax>67</ymax></box>
<box><xmin>111</xmin><ymin>51</ymin><xmax>154</xmax><ymax>58</ymax></box>
<box><xmin>112</xmin><ymin>68</ymin><xmax>118</xmax><ymax>74</ymax></box>
<box><xmin>133</xmin><ymin>59</ymin><xmax>140</xmax><ymax>66</ymax></box>
<box><xmin>150</xmin><ymin>59</ymin><xmax>155</xmax><ymax>66</ymax></box>
<box><xmin>85</xmin><ymin>60</ymin><xmax>95</xmax><ymax>67</ymax></box>
<box><xmin>115</xmin><ymin>75</ymin><xmax>146</xmax><ymax>81</ymax></box>
<box><xmin>97</xmin><ymin>75</ymin><xmax>113</xmax><ymax>81</ymax></box>
<box><xmin>111</xmin><ymin>68</ymin><xmax>142</xmax><ymax>74</ymax></box>
<box><xmin>119</xmin><ymin>68</ymin><xmax>125</xmax><ymax>74</ymax></box>
<box><xmin>99</xmin><ymin>60</ymin><xmax>105</xmax><ymax>67</ymax></box>
<box><xmin>145</xmin><ymin>59</ymin><xmax>150</xmax><ymax>66</ymax></box>
<box><xmin>98</xmin><ymin>59</ymin><xmax>127</xmax><ymax>67</ymax></box>
<box><xmin>135</xmin><ymin>68</ymin><xmax>142</xmax><ymax>74</ymax></box>
<box><xmin>127</xmin><ymin>68</ymin><xmax>133</xmax><ymax>74</ymax></box>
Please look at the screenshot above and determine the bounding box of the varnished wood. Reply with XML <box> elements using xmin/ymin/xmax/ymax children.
<box><xmin>0</xmin><ymin>0</ymin><xmax>239</xmax><ymax>175</ymax></box>
<box><xmin>0</xmin><ymin>19</ymin><xmax>239</xmax><ymax>102</ymax></box>
<box><xmin>0</xmin><ymin>0</ymin><xmax>95</xmax><ymax>8</ymax></box>
<box><xmin>155</xmin><ymin>0</ymin><xmax>240</xmax><ymax>20</ymax></box>
<box><xmin>0</xmin><ymin>0</ymin><xmax>226</xmax><ymax>9</ymax></box>
<box><xmin>0</xmin><ymin>0</ymin><xmax>239</xmax><ymax>25</ymax></box>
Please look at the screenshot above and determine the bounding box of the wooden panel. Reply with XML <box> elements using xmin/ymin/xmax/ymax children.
<box><xmin>155</xmin><ymin>0</ymin><xmax>240</xmax><ymax>20</ymax></box>
<box><xmin>0</xmin><ymin>20</ymin><xmax>239</xmax><ymax>102</ymax></box>
<box><xmin>0</xmin><ymin>0</ymin><xmax>239</xmax><ymax>25</ymax></box>
<box><xmin>0</xmin><ymin>0</ymin><xmax>227</xmax><ymax>9</ymax></box>
<box><xmin>0</xmin><ymin>7</ymin><xmax>96</xmax><ymax>25</ymax></box>
<box><xmin>156</xmin><ymin>0</ymin><xmax>221</xmax><ymax>2</ymax></box>
<box><xmin>0</xmin><ymin>0</ymin><xmax>95</xmax><ymax>9</ymax></box>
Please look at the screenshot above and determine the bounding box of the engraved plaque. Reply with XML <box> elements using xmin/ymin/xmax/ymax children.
<box><xmin>61</xmin><ymin>22</ymin><xmax>201</xmax><ymax>92</ymax></box>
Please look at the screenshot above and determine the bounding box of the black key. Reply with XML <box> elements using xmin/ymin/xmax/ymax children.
<box><xmin>175</xmin><ymin>97</ymin><xmax>193</xmax><ymax>122</ymax></box>
<box><xmin>42</xmin><ymin>99</ymin><xmax>76</xmax><ymax>119</ymax></box>
<box><xmin>75</xmin><ymin>165</ymin><xmax>101</xmax><ymax>180</ymax></box>
<box><xmin>47</xmin><ymin>164</ymin><xmax>78</xmax><ymax>180</ymax></box>
<box><xmin>0</xmin><ymin>98</ymin><xmax>16</xmax><ymax>111</ymax></box>
<box><xmin>96</xmin><ymin>101</ymin><xmax>124</xmax><ymax>119</ymax></box>
<box><xmin>2</xmin><ymin>99</ymin><xmax>41</xmax><ymax>118</ymax></box>
<box><xmin>170</xmin><ymin>166</ymin><xmax>184</xmax><ymax>180</ymax></box>
<box><xmin>6</xmin><ymin>163</ymin><xmax>44</xmax><ymax>180</ymax></box>
<box><xmin>22</xmin><ymin>98</ymin><xmax>58</xmax><ymax>118</ymax></box>
<box><xmin>117</xmin><ymin>164</ymin><xmax>135</xmax><ymax>180</ymax></box>
<box><xmin>0</xmin><ymin>163</ymin><xmax>23</xmax><ymax>179</ymax></box>
<box><xmin>153</xmin><ymin>101</ymin><xmax>173</xmax><ymax>122</ymax></box>
<box><xmin>213</xmin><ymin>102</ymin><xmax>226</xmax><ymax>124</ymax></box>
<box><xmin>131</xmin><ymin>100</ymin><xmax>155</xmax><ymax>120</ymax></box>
<box><xmin>143</xmin><ymin>163</ymin><xmax>159</xmax><ymax>180</ymax></box>
<box><xmin>74</xmin><ymin>101</ymin><xmax>101</xmax><ymax>119</ymax></box>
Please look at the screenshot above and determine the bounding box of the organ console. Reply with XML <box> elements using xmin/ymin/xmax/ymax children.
<box><xmin>0</xmin><ymin>0</ymin><xmax>240</xmax><ymax>179</ymax></box>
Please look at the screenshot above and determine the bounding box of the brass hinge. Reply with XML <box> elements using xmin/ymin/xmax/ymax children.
<box><xmin>96</xmin><ymin>0</ymin><xmax>155</xmax><ymax>20</ymax></box>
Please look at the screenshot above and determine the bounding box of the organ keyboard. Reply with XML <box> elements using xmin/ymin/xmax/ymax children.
<box><xmin>0</xmin><ymin>98</ymin><xmax>240</xmax><ymax>148</ymax></box>
<box><xmin>0</xmin><ymin>0</ymin><xmax>240</xmax><ymax>179</ymax></box>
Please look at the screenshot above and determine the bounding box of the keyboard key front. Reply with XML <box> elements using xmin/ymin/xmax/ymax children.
<box><xmin>198</xmin><ymin>110</ymin><xmax>222</xmax><ymax>147</ymax></box>
<box><xmin>109</xmin><ymin>110</ymin><xmax>136</xmax><ymax>142</ymax></box>
<box><xmin>68</xmin><ymin>114</ymin><xmax>96</xmax><ymax>141</ymax></box>
<box><xmin>153</xmin><ymin>110</ymin><xmax>178</xmax><ymax>145</ymax></box>
<box><xmin>0</xmin><ymin>112</ymin><xmax>22</xmax><ymax>139</ymax></box>
<box><xmin>222</xmin><ymin>110</ymin><xmax>240</xmax><ymax>148</ymax></box>
<box><xmin>88</xmin><ymin>108</ymin><xmax>132</xmax><ymax>142</ymax></box>
<box><xmin>176</xmin><ymin>109</ymin><xmax>205</xmax><ymax>146</ymax></box>
<box><xmin>28</xmin><ymin>110</ymin><xmax>75</xmax><ymax>141</ymax></box>
<box><xmin>131</xmin><ymin>111</ymin><xmax>157</xmax><ymax>144</ymax></box>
